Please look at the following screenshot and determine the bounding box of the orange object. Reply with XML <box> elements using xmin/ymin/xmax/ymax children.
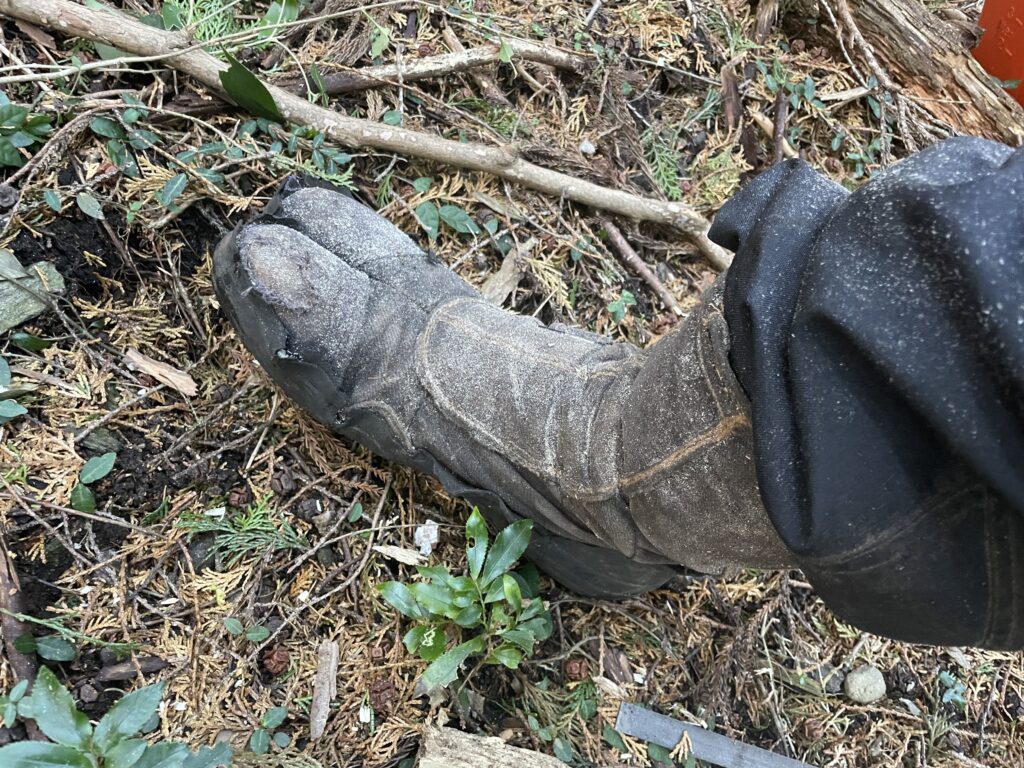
<box><xmin>974</xmin><ymin>0</ymin><xmax>1024</xmax><ymax>107</ymax></box>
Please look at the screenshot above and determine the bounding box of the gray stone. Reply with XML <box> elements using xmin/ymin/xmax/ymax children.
<box><xmin>78</xmin><ymin>426</ymin><xmax>121</xmax><ymax>455</ymax></box>
<box><xmin>0</xmin><ymin>249</ymin><xmax>65</xmax><ymax>334</ymax></box>
<box><xmin>844</xmin><ymin>664</ymin><xmax>887</xmax><ymax>704</ymax></box>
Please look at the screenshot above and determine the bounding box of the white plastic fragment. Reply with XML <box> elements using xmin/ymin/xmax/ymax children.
<box><xmin>414</xmin><ymin>519</ymin><xmax>440</xmax><ymax>556</ymax></box>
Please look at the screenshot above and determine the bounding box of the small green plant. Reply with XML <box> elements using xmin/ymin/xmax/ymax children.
<box><xmin>378</xmin><ymin>509</ymin><xmax>552</xmax><ymax>693</ymax></box>
<box><xmin>249</xmin><ymin>706</ymin><xmax>290</xmax><ymax>754</ymax></box>
<box><xmin>177</xmin><ymin>496</ymin><xmax>308</xmax><ymax>566</ymax></box>
<box><xmin>0</xmin><ymin>667</ymin><xmax>232</xmax><ymax>767</ymax></box>
<box><xmin>0</xmin><ymin>95</ymin><xmax>52</xmax><ymax>168</ymax></box>
<box><xmin>938</xmin><ymin>669</ymin><xmax>967</xmax><ymax>710</ymax></box>
<box><xmin>223</xmin><ymin>617</ymin><xmax>271</xmax><ymax>643</ymax></box>
<box><xmin>642</xmin><ymin>127</ymin><xmax>684</xmax><ymax>202</ymax></box>
<box><xmin>607</xmin><ymin>291</ymin><xmax>636</xmax><ymax>324</ymax></box>
<box><xmin>0</xmin><ymin>680</ymin><xmax>29</xmax><ymax>727</ymax></box>
<box><xmin>70</xmin><ymin>451</ymin><xmax>117</xmax><ymax>514</ymax></box>
<box><xmin>0</xmin><ymin>354</ymin><xmax>29</xmax><ymax>427</ymax></box>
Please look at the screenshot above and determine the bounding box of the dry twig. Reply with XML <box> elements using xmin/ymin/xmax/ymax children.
<box><xmin>603</xmin><ymin>221</ymin><xmax>682</xmax><ymax>317</ymax></box>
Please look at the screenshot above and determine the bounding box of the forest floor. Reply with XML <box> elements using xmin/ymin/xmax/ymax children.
<box><xmin>0</xmin><ymin>0</ymin><xmax>1022</xmax><ymax>766</ymax></box>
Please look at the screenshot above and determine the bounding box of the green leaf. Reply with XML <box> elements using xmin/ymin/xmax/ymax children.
<box><xmin>0</xmin><ymin>741</ymin><xmax>93</xmax><ymax>767</ymax></box>
<box><xmin>261</xmin><ymin>706</ymin><xmax>287</xmax><ymax>729</ymax></box>
<box><xmin>69</xmin><ymin>484</ymin><xmax>96</xmax><ymax>514</ymax></box>
<box><xmin>453</xmin><ymin>604</ymin><xmax>482</xmax><ymax>628</ymax></box>
<box><xmin>134</xmin><ymin>742</ymin><xmax>190</xmax><ymax>768</ymax></box>
<box><xmin>420</xmin><ymin>636</ymin><xmax>485</xmax><ymax>691</ymax></box>
<box><xmin>409</xmin><ymin>582</ymin><xmax>454</xmax><ymax>616</ymax></box>
<box><xmin>2</xmin><ymin>702</ymin><xmax>15</xmax><ymax>728</ymax></box>
<box><xmin>382</xmin><ymin>110</ymin><xmax>402</xmax><ymax>126</ymax></box>
<box><xmin>514</xmin><ymin>562</ymin><xmax>541</xmax><ymax>598</ymax></box>
<box><xmin>244</xmin><ymin>625</ymin><xmax>270</xmax><ymax>643</ymax></box>
<box><xmin>402</xmin><ymin>625</ymin><xmax>426</xmax><ymax>654</ymax></box>
<box><xmin>479</xmin><ymin>519</ymin><xmax>532</xmax><ymax>589</ymax></box>
<box><xmin>482</xmin><ymin>578</ymin><xmax>505</xmax><ymax>603</ymax></box>
<box><xmin>161</xmin><ymin>1</ymin><xmax>184</xmax><ymax>31</ymax></box>
<box><xmin>412</xmin><ymin>176</ymin><xmax>432</xmax><ymax>193</ymax></box>
<box><xmin>249</xmin><ymin>728</ymin><xmax>270</xmax><ymax>755</ymax></box>
<box><xmin>0</xmin><ymin>137</ymin><xmax>25</xmax><ymax>168</ymax></box>
<box><xmin>502</xmin><ymin>574</ymin><xmax>522</xmax><ymax>613</ymax></box>
<box><xmin>156</xmin><ymin>173</ymin><xmax>188</xmax><ymax>209</ymax></box>
<box><xmin>42</xmin><ymin>189</ymin><xmax>61</xmax><ymax>212</ymax></box>
<box><xmin>517</xmin><ymin>614</ymin><xmax>552</xmax><ymax>642</ymax></box>
<box><xmin>8</xmin><ymin>131</ymin><xmax>35</xmax><ymax>149</ymax></box>
<box><xmin>438</xmin><ymin>204</ymin><xmax>480</xmax><ymax>235</ymax></box>
<box><xmin>80</xmin><ymin>451</ymin><xmax>116</xmax><ymax>483</ymax></box>
<box><xmin>25</xmin><ymin>667</ymin><xmax>91</xmax><ymax>748</ymax></box>
<box><xmin>94</xmin><ymin>682</ymin><xmax>166</xmax><ymax>752</ymax></box>
<box><xmin>0</xmin><ymin>399</ymin><xmax>27</xmax><ymax>423</ymax></box>
<box><xmin>105</xmin><ymin>738</ymin><xmax>147</xmax><ymax>768</ymax></box>
<box><xmin>89</xmin><ymin>116</ymin><xmax>124</xmax><ymax>139</ymax></box>
<box><xmin>10</xmin><ymin>331</ymin><xmax>52</xmax><ymax>352</ymax></box>
<box><xmin>258</xmin><ymin>0</ymin><xmax>299</xmax><ymax>38</ymax></box>
<box><xmin>9</xmin><ymin>680</ymin><xmax>29</xmax><ymax>702</ymax></box>
<box><xmin>378</xmin><ymin>581</ymin><xmax>425</xmax><ymax>620</ymax></box>
<box><xmin>346</xmin><ymin>502</ymin><xmax>363</xmax><ymax>522</ymax></box>
<box><xmin>75</xmin><ymin>191</ymin><xmax>104</xmax><ymax>220</ymax></box>
<box><xmin>415</xmin><ymin>201</ymin><xmax>439</xmax><ymax>242</ymax></box>
<box><xmin>182</xmin><ymin>743</ymin><xmax>233</xmax><ymax>768</ymax></box>
<box><xmin>13</xmin><ymin>633</ymin><xmax>36</xmax><ymax>654</ymax></box>
<box><xmin>552</xmin><ymin>736</ymin><xmax>573</xmax><ymax>763</ymax></box>
<box><xmin>370</xmin><ymin>26</ymin><xmax>390</xmax><ymax>58</ymax></box>
<box><xmin>418</xmin><ymin>625</ymin><xmax>445</xmax><ymax>661</ymax></box>
<box><xmin>647</xmin><ymin>742</ymin><xmax>674</xmax><ymax>766</ymax></box>
<box><xmin>485</xmin><ymin>644</ymin><xmax>522</xmax><ymax>669</ymax></box>
<box><xmin>499</xmin><ymin>627</ymin><xmax>535</xmax><ymax>654</ymax></box>
<box><xmin>466</xmin><ymin>508</ymin><xmax>488</xmax><ymax>581</ymax></box>
<box><xmin>219</xmin><ymin>54</ymin><xmax>283</xmax><ymax>122</ymax></box>
<box><xmin>603</xmin><ymin>725</ymin><xmax>628</xmax><ymax>753</ymax></box>
<box><xmin>223</xmin><ymin>617</ymin><xmax>244</xmax><ymax>636</ymax></box>
<box><xmin>272</xmin><ymin>732</ymin><xmax>290</xmax><ymax>748</ymax></box>
<box><xmin>35</xmin><ymin>636</ymin><xmax>76</xmax><ymax>662</ymax></box>
<box><xmin>578</xmin><ymin>697</ymin><xmax>596</xmax><ymax>720</ymax></box>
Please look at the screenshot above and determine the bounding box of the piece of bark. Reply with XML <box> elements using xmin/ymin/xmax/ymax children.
<box><xmin>797</xmin><ymin>0</ymin><xmax>1024</xmax><ymax>144</ymax></box>
<box><xmin>309</xmin><ymin>640</ymin><xmax>339</xmax><ymax>741</ymax></box>
<box><xmin>419</xmin><ymin>726</ymin><xmax>565</xmax><ymax>768</ymax></box>
<box><xmin>124</xmin><ymin>348</ymin><xmax>197</xmax><ymax>397</ymax></box>
<box><xmin>0</xmin><ymin>0</ymin><xmax>731</xmax><ymax>270</ymax></box>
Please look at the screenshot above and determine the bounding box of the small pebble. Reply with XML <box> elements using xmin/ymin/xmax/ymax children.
<box><xmin>844</xmin><ymin>664</ymin><xmax>887</xmax><ymax>704</ymax></box>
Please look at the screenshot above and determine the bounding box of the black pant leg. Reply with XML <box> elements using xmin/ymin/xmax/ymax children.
<box><xmin>712</xmin><ymin>138</ymin><xmax>1024</xmax><ymax>649</ymax></box>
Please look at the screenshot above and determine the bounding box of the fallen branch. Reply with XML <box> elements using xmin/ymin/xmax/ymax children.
<box><xmin>603</xmin><ymin>221</ymin><xmax>683</xmax><ymax>317</ymax></box>
<box><xmin>0</xmin><ymin>0</ymin><xmax>731</xmax><ymax>270</ymax></box>
<box><xmin>287</xmin><ymin>38</ymin><xmax>583</xmax><ymax>97</ymax></box>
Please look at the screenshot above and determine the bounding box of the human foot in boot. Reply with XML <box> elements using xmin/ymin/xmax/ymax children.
<box><xmin>213</xmin><ymin>179</ymin><xmax>791</xmax><ymax>596</ymax></box>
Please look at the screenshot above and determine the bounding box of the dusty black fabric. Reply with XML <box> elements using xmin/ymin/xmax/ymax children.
<box><xmin>711</xmin><ymin>137</ymin><xmax>1024</xmax><ymax>649</ymax></box>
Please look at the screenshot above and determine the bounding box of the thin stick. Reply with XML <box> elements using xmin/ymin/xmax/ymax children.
<box><xmin>441</xmin><ymin>26</ymin><xmax>511</xmax><ymax>108</ymax></box>
<box><xmin>603</xmin><ymin>220</ymin><xmax>683</xmax><ymax>316</ymax></box>
<box><xmin>772</xmin><ymin>88</ymin><xmax>789</xmax><ymax>165</ymax></box>
<box><xmin>0</xmin><ymin>0</ymin><xmax>731</xmax><ymax>270</ymax></box>
<box><xmin>289</xmin><ymin>39</ymin><xmax>584</xmax><ymax>97</ymax></box>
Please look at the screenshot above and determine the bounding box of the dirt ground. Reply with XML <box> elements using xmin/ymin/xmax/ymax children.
<box><xmin>1</xmin><ymin>0</ymin><xmax>1022</xmax><ymax>766</ymax></box>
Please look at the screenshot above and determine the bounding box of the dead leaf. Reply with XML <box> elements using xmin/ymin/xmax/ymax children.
<box><xmin>124</xmin><ymin>348</ymin><xmax>198</xmax><ymax>397</ymax></box>
<box><xmin>14</xmin><ymin>20</ymin><xmax>56</xmax><ymax>51</ymax></box>
<box><xmin>373</xmin><ymin>544</ymin><xmax>426</xmax><ymax>566</ymax></box>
